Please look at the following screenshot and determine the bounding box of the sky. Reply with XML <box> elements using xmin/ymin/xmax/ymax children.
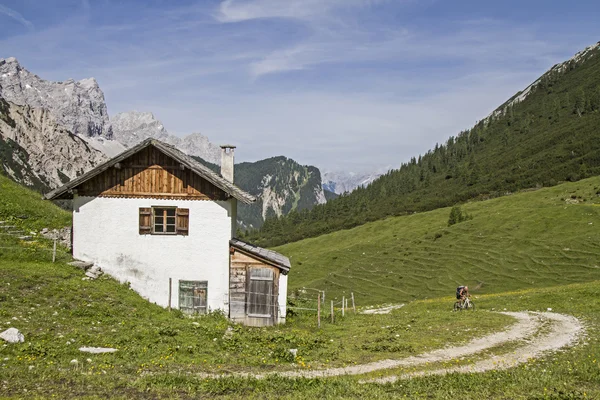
<box><xmin>0</xmin><ymin>0</ymin><xmax>599</xmax><ymax>172</ymax></box>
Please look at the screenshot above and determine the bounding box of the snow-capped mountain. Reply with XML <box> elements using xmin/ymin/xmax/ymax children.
<box><xmin>111</xmin><ymin>111</ymin><xmax>221</xmax><ymax>164</ymax></box>
<box><xmin>0</xmin><ymin>57</ymin><xmax>113</xmax><ymax>139</ymax></box>
<box><xmin>322</xmin><ymin>169</ymin><xmax>389</xmax><ymax>194</ymax></box>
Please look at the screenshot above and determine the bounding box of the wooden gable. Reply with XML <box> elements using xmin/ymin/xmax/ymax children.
<box><xmin>75</xmin><ymin>146</ymin><xmax>228</xmax><ymax>200</ymax></box>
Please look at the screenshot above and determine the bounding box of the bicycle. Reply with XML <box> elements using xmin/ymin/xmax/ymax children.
<box><xmin>453</xmin><ymin>296</ymin><xmax>475</xmax><ymax>311</ymax></box>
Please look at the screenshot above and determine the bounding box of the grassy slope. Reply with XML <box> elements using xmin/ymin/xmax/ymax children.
<box><xmin>0</xmin><ymin>172</ymin><xmax>599</xmax><ymax>398</ymax></box>
<box><xmin>0</xmin><ymin>173</ymin><xmax>70</xmax><ymax>231</ymax></box>
<box><xmin>276</xmin><ymin>176</ymin><xmax>600</xmax><ymax>305</ymax></box>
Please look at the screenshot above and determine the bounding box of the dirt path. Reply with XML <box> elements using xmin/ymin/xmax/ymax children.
<box><xmin>192</xmin><ymin>312</ymin><xmax>583</xmax><ymax>383</ymax></box>
<box><xmin>361</xmin><ymin>304</ymin><xmax>405</xmax><ymax>314</ymax></box>
<box><xmin>365</xmin><ymin>311</ymin><xmax>583</xmax><ymax>383</ymax></box>
<box><xmin>195</xmin><ymin>311</ymin><xmax>583</xmax><ymax>381</ymax></box>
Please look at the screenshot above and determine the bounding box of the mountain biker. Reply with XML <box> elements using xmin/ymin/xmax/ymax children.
<box><xmin>456</xmin><ymin>285</ymin><xmax>469</xmax><ymax>304</ymax></box>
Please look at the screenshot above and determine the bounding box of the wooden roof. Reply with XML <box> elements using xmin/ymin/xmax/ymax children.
<box><xmin>44</xmin><ymin>139</ymin><xmax>256</xmax><ymax>204</ymax></box>
<box><xmin>230</xmin><ymin>238</ymin><xmax>291</xmax><ymax>274</ymax></box>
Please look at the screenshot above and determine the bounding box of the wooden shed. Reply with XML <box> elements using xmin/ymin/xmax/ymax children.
<box><xmin>229</xmin><ymin>239</ymin><xmax>290</xmax><ymax>326</ymax></box>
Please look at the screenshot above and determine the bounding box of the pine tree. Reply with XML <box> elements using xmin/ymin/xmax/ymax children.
<box><xmin>574</xmin><ymin>88</ymin><xmax>586</xmax><ymax>116</ymax></box>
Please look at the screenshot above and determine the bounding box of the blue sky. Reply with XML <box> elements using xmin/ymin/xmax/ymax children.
<box><xmin>0</xmin><ymin>0</ymin><xmax>599</xmax><ymax>171</ymax></box>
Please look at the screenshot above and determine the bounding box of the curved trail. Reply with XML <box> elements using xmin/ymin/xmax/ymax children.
<box><xmin>194</xmin><ymin>311</ymin><xmax>583</xmax><ymax>381</ymax></box>
<box><xmin>365</xmin><ymin>311</ymin><xmax>582</xmax><ymax>383</ymax></box>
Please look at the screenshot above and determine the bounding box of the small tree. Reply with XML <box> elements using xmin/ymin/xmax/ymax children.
<box><xmin>448</xmin><ymin>205</ymin><xmax>469</xmax><ymax>226</ymax></box>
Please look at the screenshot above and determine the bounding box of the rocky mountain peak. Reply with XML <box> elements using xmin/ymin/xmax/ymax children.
<box><xmin>111</xmin><ymin>111</ymin><xmax>221</xmax><ymax>164</ymax></box>
<box><xmin>0</xmin><ymin>57</ymin><xmax>112</xmax><ymax>139</ymax></box>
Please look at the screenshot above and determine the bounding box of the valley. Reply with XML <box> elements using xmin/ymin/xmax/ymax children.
<box><xmin>0</xmin><ymin>29</ymin><xmax>599</xmax><ymax>399</ymax></box>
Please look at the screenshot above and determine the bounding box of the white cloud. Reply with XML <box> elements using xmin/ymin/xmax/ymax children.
<box><xmin>0</xmin><ymin>3</ymin><xmax>34</xmax><ymax>30</ymax></box>
<box><xmin>216</xmin><ymin>0</ymin><xmax>386</xmax><ymax>22</ymax></box>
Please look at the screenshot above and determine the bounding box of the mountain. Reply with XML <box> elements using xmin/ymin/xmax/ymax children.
<box><xmin>235</xmin><ymin>157</ymin><xmax>326</xmax><ymax>229</ymax></box>
<box><xmin>0</xmin><ymin>96</ymin><xmax>107</xmax><ymax>191</ymax></box>
<box><xmin>192</xmin><ymin>155</ymin><xmax>327</xmax><ymax>230</ymax></box>
<box><xmin>322</xmin><ymin>169</ymin><xmax>388</xmax><ymax>194</ymax></box>
<box><xmin>0</xmin><ymin>59</ymin><xmax>330</xmax><ymax>226</ymax></box>
<box><xmin>111</xmin><ymin>111</ymin><xmax>221</xmax><ymax>164</ymax></box>
<box><xmin>246</xmin><ymin>41</ymin><xmax>600</xmax><ymax>247</ymax></box>
<box><xmin>0</xmin><ymin>57</ymin><xmax>113</xmax><ymax>139</ymax></box>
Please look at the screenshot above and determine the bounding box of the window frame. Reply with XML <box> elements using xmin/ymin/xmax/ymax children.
<box><xmin>179</xmin><ymin>280</ymin><xmax>208</xmax><ymax>315</ymax></box>
<box><xmin>152</xmin><ymin>206</ymin><xmax>178</xmax><ymax>235</ymax></box>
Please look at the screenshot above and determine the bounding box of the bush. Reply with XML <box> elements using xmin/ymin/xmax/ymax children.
<box><xmin>448</xmin><ymin>205</ymin><xmax>470</xmax><ymax>226</ymax></box>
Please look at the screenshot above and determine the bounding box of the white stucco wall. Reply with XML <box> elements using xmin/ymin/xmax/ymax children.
<box><xmin>72</xmin><ymin>196</ymin><xmax>234</xmax><ymax>312</ymax></box>
<box><xmin>278</xmin><ymin>273</ymin><xmax>288</xmax><ymax>324</ymax></box>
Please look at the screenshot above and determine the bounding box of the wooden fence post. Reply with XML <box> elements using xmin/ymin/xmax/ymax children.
<box><xmin>342</xmin><ymin>296</ymin><xmax>345</xmax><ymax>317</ymax></box>
<box><xmin>317</xmin><ymin>293</ymin><xmax>321</xmax><ymax>328</ymax></box>
<box><xmin>331</xmin><ymin>300</ymin><xmax>334</xmax><ymax>323</ymax></box>
<box><xmin>52</xmin><ymin>239</ymin><xmax>57</xmax><ymax>263</ymax></box>
<box><xmin>168</xmin><ymin>278</ymin><xmax>172</xmax><ymax>311</ymax></box>
<box><xmin>351</xmin><ymin>292</ymin><xmax>356</xmax><ymax>313</ymax></box>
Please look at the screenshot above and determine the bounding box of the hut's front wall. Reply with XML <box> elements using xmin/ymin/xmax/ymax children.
<box><xmin>73</xmin><ymin>196</ymin><xmax>235</xmax><ymax>313</ymax></box>
<box><xmin>229</xmin><ymin>250</ymin><xmax>287</xmax><ymax>326</ymax></box>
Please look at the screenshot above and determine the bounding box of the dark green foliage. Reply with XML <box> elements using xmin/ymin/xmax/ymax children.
<box><xmin>245</xmin><ymin>45</ymin><xmax>600</xmax><ymax>247</ymax></box>
<box><xmin>447</xmin><ymin>205</ymin><xmax>469</xmax><ymax>226</ymax></box>
<box><xmin>0</xmin><ymin>97</ymin><xmax>16</xmax><ymax>128</ymax></box>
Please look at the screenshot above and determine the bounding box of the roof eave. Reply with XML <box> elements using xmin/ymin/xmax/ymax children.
<box><xmin>44</xmin><ymin>138</ymin><xmax>256</xmax><ymax>203</ymax></box>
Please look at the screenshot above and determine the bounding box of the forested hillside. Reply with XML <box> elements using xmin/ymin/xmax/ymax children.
<box><xmin>246</xmin><ymin>43</ymin><xmax>600</xmax><ymax>247</ymax></box>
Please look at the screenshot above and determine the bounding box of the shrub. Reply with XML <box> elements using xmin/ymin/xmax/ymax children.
<box><xmin>448</xmin><ymin>205</ymin><xmax>470</xmax><ymax>226</ymax></box>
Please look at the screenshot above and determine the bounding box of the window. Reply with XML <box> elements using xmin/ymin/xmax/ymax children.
<box><xmin>179</xmin><ymin>280</ymin><xmax>207</xmax><ymax>315</ymax></box>
<box><xmin>247</xmin><ymin>268</ymin><xmax>275</xmax><ymax>318</ymax></box>
<box><xmin>154</xmin><ymin>207</ymin><xmax>176</xmax><ymax>234</ymax></box>
<box><xmin>139</xmin><ymin>207</ymin><xmax>189</xmax><ymax>235</ymax></box>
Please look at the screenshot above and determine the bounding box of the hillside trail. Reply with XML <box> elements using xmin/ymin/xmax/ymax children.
<box><xmin>195</xmin><ymin>310</ymin><xmax>583</xmax><ymax>381</ymax></box>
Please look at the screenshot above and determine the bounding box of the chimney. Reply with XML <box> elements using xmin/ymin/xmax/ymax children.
<box><xmin>220</xmin><ymin>145</ymin><xmax>236</xmax><ymax>183</ymax></box>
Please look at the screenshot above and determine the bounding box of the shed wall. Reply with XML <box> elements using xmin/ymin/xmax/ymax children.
<box><xmin>229</xmin><ymin>251</ymin><xmax>287</xmax><ymax>326</ymax></box>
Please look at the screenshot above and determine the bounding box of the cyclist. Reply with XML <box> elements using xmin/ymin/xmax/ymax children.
<box><xmin>456</xmin><ymin>285</ymin><xmax>469</xmax><ymax>305</ymax></box>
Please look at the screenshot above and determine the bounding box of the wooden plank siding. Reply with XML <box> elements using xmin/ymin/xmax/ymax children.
<box><xmin>76</xmin><ymin>146</ymin><xmax>229</xmax><ymax>200</ymax></box>
<box><xmin>229</xmin><ymin>249</ymin><xmax>280</xmax><ymax>327</ymax></box>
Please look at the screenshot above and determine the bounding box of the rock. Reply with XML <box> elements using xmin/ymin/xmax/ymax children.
<box><xmin>68</xmin><ymin>260</ymin><xmax>94</xmax><ymax>271</ymax></box>
<box><xmin>223</xmin><ymin>326</ymin><xmax>234</xmax><ymax>339</ymax></box>
<box><xmin>0</xmin><ymin>57</ymin><xmax>113</xmax><ymax>138</ymax></box>
<box><xmin>88</xmin><ymin>265</ymin><xmax>101</xmax><ymax>274</ymax></box>
<box><xmin>78</xmin><ymin>347</ymin><xmax>117</xmax><ymax>354</ymax></box>
<box><xmin>111</xmin><ymin>111</ymin><xmax>221</xmax><ymax>164</ymax></box>
<box><xmin>85</xmin><ymin>271</ymin><xmax>100</xmax><ymax>279</ymax></box>
<box><xmin>0</xmin><ymin>328</ymin><xmax>24</xmax><ymax>343</ymax></box>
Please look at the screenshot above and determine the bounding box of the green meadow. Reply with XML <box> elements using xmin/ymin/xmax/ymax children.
<box><xmin>0</xmin><ymin>175</ymin><xmax>599</xmax><ymax>398</ymax></box>
<box><xmin>276</xmin><ymin>176</ymin><xmax>600</xmax><ymax>306</ymax></box>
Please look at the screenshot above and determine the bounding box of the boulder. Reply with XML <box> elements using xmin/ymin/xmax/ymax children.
<box><xmin>0</xmin><ymin>328</ymin><xmax>24</xmax><ymax>343</ymax></box>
